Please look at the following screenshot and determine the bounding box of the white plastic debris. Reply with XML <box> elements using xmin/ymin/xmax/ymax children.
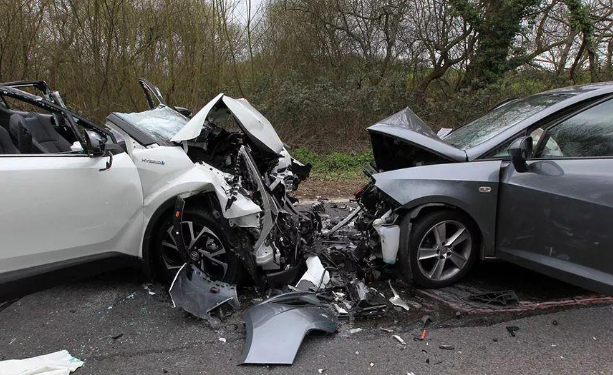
<box><xmin>295</xmin><ymin>256</ymin><xmax>330</xmax><ymax>291</ymax></box>
<box><xmin>349</xmin><ymin>328</ymin><xmax>362</xmax><ymax>334</ymax></box>
<box><xmin>388</xmin><ymin>281</ymin><xmax>410</xmax><ymax>312</ymax></box>
<box><xmin>333</xmin><ymin>303</ymin><xmax>348</xmax><ymax>315</ymax></box>
<box><xmin>219</xmin><ymin>337</ymin><xmax>227</xmax><ymax>343</ymax></box>
<box><xmin>392</xmin><ymin>335</ymin><xmax>407</xmax><ymax>345</ymax></box>
<box><xmin>142</xmin><ymin>283</ymin><xmax>156</xmax><ymax>296</ymax></box>
<box><xmin>0</xmin><ymin>350</ymin><xmax>84</xmax><ymax>375</ymax></box>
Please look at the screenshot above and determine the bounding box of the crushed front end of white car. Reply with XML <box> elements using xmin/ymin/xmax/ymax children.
<box><xmin>105</xmin><ymin>89</ymin><xmax>317</xmax><ymax>320</ymax></box>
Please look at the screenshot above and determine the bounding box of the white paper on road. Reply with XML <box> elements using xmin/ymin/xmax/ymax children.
<box><xmin>0</xmin><ymin>350</ymin><xmax>83</xmax><ymax>375</ymax></box>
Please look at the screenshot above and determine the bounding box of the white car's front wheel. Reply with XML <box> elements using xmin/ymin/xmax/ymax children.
<box><xmin>153</xmin><ymin>207</ymin><xmax>243</xmax><ymax>284</ymax></box>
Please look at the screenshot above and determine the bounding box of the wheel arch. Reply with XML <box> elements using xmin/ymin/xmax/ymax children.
<box><xmin>396</xmin><ymin>201</ymin><xmax>487</xmax><ymax>261</ymax></box>
<box><xmin>140</xmin><ymin>191</ymin><xmax>222</xmax><ymax>279</ymax></box>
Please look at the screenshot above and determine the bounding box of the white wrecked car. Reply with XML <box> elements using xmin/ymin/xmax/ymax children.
<box><xmin>0</xmin><ymin>79</ymin><xmax>315</xmax><ymax>300</ymax></box>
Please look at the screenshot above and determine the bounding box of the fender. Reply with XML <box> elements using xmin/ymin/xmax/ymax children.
<box><xmin>374</xmin><ymin>160</ymin><xmax>502</xmax><ymax>257</ymax></box>
<box><xmin>135</xmin><ymin>146</ymin><xmax>261</xmax><ymax>261</ymax></box>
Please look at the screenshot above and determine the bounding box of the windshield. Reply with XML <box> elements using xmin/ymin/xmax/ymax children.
<box><xmin>115</xmin><ymin>106</ymin><xmax>188</xmax><ymax>145</ymax></box>
<box><xmin>444</xmin><ymin>93</ymin><xmax>572</xmax><ymax>150</ymax></box>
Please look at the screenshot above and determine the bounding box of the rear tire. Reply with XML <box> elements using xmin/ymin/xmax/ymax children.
<box><xmin>399</xmin><ymin>210</ymin><xmax>479</xmax><ymax>288</ymax></box>
<box><xmin>152</xmin><ymin>207</ymin><xmax>242</xmax><ymax>284</ymax></box>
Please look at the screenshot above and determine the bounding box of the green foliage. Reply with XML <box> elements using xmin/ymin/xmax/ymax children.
<box><xmin>291</xmin><ymin>147</ymin><xmax>373</xmax><ymax>180</ymax></box>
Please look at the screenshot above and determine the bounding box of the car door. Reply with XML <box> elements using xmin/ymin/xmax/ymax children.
<box><xmin>0</xmin><ymin>106</ymin><xmax>144</xmax><ymax>279</ymax></box>
<box><xmin>496</xmin><ymin>98</ymin><xmax>613</xmax><ymax>294</ymax></box>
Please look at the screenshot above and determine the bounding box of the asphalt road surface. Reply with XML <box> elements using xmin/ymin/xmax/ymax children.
<box><xmin>1</xmin><ymin>203</ymin><xmax>612</xmax><ymax>374</ymax></box>
<box><xmin>2</xmin><ymin>263</ymin><xmax>612</xmax><ymax>375</ymax></box>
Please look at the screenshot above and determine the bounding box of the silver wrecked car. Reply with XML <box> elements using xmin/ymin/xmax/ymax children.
<box><xmin>355</xmin><ymin>83</ymin><xmax>613</xmax><ymax>294</ymax></box>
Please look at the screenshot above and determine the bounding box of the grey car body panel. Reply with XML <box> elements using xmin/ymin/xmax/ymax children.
<box><xmin>368</xmin><ymin>124</ymin><xmax>467</xmax><ymax>163</ymax></box>
<box><xmin>370</xmin><ymin>107</ymin><xmax>439</xmax><ymax>138</ymax></box>
<box><xmin>374</xmin><ymin>161</ymin><xmax>502</xmax><ymax>257</ymax></box>
<box><xmin>496</xmin><ymin>159</ymin><xmax>613</xmax><ymax>295</ymax></box>
<box><xmin>369</xmin><ymin>82</ymin><xmax>613</xmax><ymax>294</ymax></box>
<box><xmin>240</xmin><ymin>292</ymin><xmax>339</xmax><ymax>365</ymax></box>
<box><xmin>169</xmin><ymin>264</ymin><xmax>240</xmax><ymax>319</ymax></box>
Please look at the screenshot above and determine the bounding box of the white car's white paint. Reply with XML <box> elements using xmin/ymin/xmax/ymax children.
<box><xmin>172</xmin><ymin>93</ymin><xmax>223</xmax><ymax>141</ymax></box>
<box><xmin>0</xmin><ymin>129</ymin><xmax>262</xmax><ymax>275</ymax></box>
<box><xmin>172</xmin><ymin>94</ymin><xmax>284</xmax><ymax>155</ymax></box>
<box><xmin>0</xmin><ymin>153</ymin><xmax>143</xmax><ymax>273</ymax></box>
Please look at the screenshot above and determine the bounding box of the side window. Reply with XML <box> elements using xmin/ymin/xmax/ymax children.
<box><xmin>536</xmin><ymin>99</ymin><xmax>613</xmax><ymax>158</ymax></box>
<box><xmin>0</xmin><ymin>95</ymin><xmax>87</xmax><ymax>155</ymax></box>
<box><xmin>484</xmin><ymin>139</ymin><xmax>514</xmax><ymax>158</ymax></box>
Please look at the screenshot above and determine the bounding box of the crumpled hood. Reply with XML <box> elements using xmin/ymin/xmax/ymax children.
<box><xmin>171</xmin><ymin>94</ymin><xmax>284</xmax><ymax>155</ymax></box>
<box><xmin>367</xmin><ymin>107</ymin><xmax>466</xmax><ymax>171</ymax></box>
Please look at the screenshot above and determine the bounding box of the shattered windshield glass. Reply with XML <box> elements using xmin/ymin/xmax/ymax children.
<box><xmin>115</xmin><ymin>106</ymin><xmax>188</xmax><ymax>144</ymax></box>
<box><xmin>444</xmin><ymin>93</ymin><xmax>572</xmax><ymax>150</ymax></box>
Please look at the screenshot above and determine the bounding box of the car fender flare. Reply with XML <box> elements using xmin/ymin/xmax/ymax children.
<box><xmin>139</xmin><ymin>189</ymin><xmax>217</xmax><ymax>278</ymax></box>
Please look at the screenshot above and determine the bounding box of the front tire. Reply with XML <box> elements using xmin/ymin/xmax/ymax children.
<box><xmin>152</xmin><ymin>207</ymin><xmax>242</xmax><ymax>284</ymax></box>
<box><xmin>399</xmin><ymin>210</ymin><xmax>479</xmax><ymax>288</ymax></box>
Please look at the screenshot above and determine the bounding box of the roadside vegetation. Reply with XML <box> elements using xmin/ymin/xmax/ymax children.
<box><xmin>1</xmin><ymin>0</ymin><xmax>611</xmax><ymax>183</ymax></box>
<box><xmin>291</xmin><ymin>147</ymin><xmax>372</xmax><ymax>181</ymax></box>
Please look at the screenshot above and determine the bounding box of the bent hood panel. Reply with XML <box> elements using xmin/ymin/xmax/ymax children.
<box><xmin>368</xmin><ymin>108</ymin><xmax>466</xmax><ymax>171</ymax></box>
<box><xmin>171</xmin><ymin>94</ymin><xmax>284</xmax><ymax>155</ymax></box>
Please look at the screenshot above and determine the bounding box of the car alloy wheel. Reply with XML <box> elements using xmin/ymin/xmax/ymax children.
<box><xmin>160</xmin><ymin>221</ymin><xmax>230</xmax><ymax>281</ymax></box>
<box><xmin>416</xmin><ymin>220</ymin><xmax>472</xmax><ymax>282</ymax></box>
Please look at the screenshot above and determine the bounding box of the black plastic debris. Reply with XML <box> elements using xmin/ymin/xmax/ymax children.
<box><xmin>506</xmin><ymin>326</ymin><xmax>520</xmax><ymax>337</ymax></box>
<box><xmin>169</xmin><ymin>264</ymin><xmax>239</xmax><ymax>321</ymax></box>
<box><xmin>439</xmin><ymin>344</ymin><xmax>455</xmax><ymax>350</ymax></box>
<box><xmin>469</xmin><ymin>290</ymin><xmax>519</xmax><ymax>306</ymax></box>
<box><xmin>348</xmin><ymin>279</ymin><xmax>387</xmax><ymax>318</ymax></box>
<box><xmin>240</xmin><ymin>292</ymin><xmax>339</xmax><ymax>365</ymax></box>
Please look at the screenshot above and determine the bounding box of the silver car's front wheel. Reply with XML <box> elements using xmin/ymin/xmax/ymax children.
<box><xmin>416</xmin><ymin>220</ymin><xmax>472</xmax><ymax>282</ymax></box>
<box><xmin>400</xmin><ymin>210</ymin><xmax>479</xmax><ymax>288</ymax></box>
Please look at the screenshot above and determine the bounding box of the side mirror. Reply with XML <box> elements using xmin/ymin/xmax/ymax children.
<box><xmin>85</xmin><ymin>130</ymin><xmax>106</xmax><ymax>157</ymax></box>
<box><xmin>174</xmin><ymin>106</ymin><xmax>192</xmax><ymax>118</ymax></box>
<box><xmin>508</xmin><ymin>136</ymin><xmax>533</xmax><ymax>173</ymax></box>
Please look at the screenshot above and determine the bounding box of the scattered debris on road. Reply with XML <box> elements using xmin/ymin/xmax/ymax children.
<box><xmin>169</xmin><ymin>264</ymin><xmax>240</xmax><ymax>322</ymax></box>
<box><xmin>0</xmin><ymin>350</ymin><xmax>83</xmax><ymax>375</ymax></box>
<box><xmin>239</xmin><ymin>292</ymin><xmax>338</xmax><ymax>365</ymax></box>
<box><xmin>393</xmin><ymin>335</ymin><xmax>407</xmax><ymax>345</ymax></box>
<box><xmin>506</xmin><ymin>326</ymin><xmax>520</xmax><ymax>337</ymax></box>
<box><xmin>142</xmin><ymin>283</ymin><xmax>156</xmax><ymax>296</ymax></box>
<box><xmin>388</xmin><ymin>280</ymin><xmax>410</xmax><ymax>311</ymax></box>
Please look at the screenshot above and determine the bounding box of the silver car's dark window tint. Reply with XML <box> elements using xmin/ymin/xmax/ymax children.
<box><xmin>445</xmin><ymin>93</ymin><xmax>571</xmax><ymax>150</ymax></box>
<box><xmin>537</xmin><ymin>99</ymin><xmax>613</xmax><ymax>158</ymax></box>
